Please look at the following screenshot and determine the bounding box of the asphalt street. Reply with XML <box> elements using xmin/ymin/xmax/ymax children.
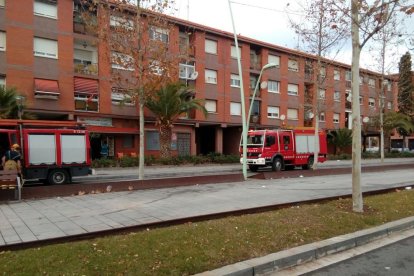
<box><xmin>306</xmin><ymin>235</ymin><xmax>414</xmax><ymax>276</ymax></box>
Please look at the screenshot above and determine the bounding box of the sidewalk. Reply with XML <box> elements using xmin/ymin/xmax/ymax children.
<box><xmin>1</xmin><ymin>159</ymin><xmax>414</xmax><ymax>274</ymax></box>
<box><xmin>82</xmin><ymin>158</ymin><xmax>414</xmax><ymax>181</ymax></box>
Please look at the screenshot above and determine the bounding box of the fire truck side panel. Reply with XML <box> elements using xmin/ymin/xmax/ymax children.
<box><xmin>27</xmin><ymin>134</ymin><xmax>57</xmax><ymax>165</ymax></box>
<box><xmin>22</xmin><ymin>129</ymin><xmax>91</xmax><ymax>183</ymax></box>
<box><xmin>241</xmin><ymin>128</ymin><xmax>327</xmax><ymax>171</ymax></box>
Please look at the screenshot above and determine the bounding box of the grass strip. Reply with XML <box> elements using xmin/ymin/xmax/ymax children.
<box><xmin>1</xmin><ymin>189</ymin><xmax>414</xmax><ymax>275</ymax></box>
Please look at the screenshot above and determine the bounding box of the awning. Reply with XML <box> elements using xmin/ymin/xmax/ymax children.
<box><xmin>74</xmin><ymin>77</ymin><xmax>98</xmax><ymax>94</ymax></box>
<box><xmin>34</xmin><ymin>79</ymin><xmax>60</xmax><ymax>95</ymax></box>
<box><xmin>87</xmin><ymin>126</ymin><xmax>139</xmax><ymax>134</ymax></box>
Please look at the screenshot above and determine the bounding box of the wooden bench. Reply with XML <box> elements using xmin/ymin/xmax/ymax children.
<box><xmin>0</xmin><ymin>170</ymin><xmax>22</xmax><ymax>200</ymax></box>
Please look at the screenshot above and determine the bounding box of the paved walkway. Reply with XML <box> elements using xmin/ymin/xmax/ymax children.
<box><xmin>1</xmin><ymin>159</ymin><xmax>414</xmax><ymax>247</ymax></box>
<box><xmin>84</xmin><ymin>158</ymin><xmax>414</xmax><ymax>181</ymax></box>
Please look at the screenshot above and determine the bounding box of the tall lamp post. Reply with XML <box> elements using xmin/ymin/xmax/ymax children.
<box><xmin>228</xmin><ymin>0</ymin><xmax>248</xmax><ymax>180</ymax></box>
<box><xmin>15</xmin><ymin>95</ymin><xmax>24</xmax><ymax>120</ymax></box>
<box><xmin>227</xmin><ymin>0</ymin><xmax>278</xmax><ymax>180</ymax></box>
<box><xmin>247</xmin><ymin>63</ymin><xmax>278</xmax><ymax>128</ymax></box>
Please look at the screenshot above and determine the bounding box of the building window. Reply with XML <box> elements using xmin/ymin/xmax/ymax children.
<box><xmin>111</xmin><ymin>52</ymin><xmax>134</xmax><ymax>71</ymax></box>
<box><xmin>179</xmin><ymin>63</ymin><xmax>196</xmax><ymax>80</ymax></box>
<box><xmin>384</xmin><ymin>80</ymin><xmax>392</xmax><ymax>91</ymax></box>
<box><xmin>231</xmin><ymin>45</ymin><xmax>241</xmax><ymax>59</ymax></box>
<box><xmin>34</xmin><ymin>37</ymin><xmax>58</xmax><ymax>59</ymax></box>
<box><xmin>287</xmin><ymin>108</ymin><xmax>298</xmax><ymax>120</ymax></box>
<box><xmin>267</xmin><ymin>106</ymin><xmax>279</xmax><ymax>118</ymax></box>
<box><xmin>319</xmin><ymin>89</ymin><xmax>325</xmax><ymax>99</ymax></box>
<box><xmin>0</xmin><ymin>76</ymin><xmax>6</xmax><ymax>88</ymax></box>
<box><xmin>288</xmin><ymin>59</ymin><xmax>299</xmax><ymax>72</ymax></box>
<box><xmin>268</xmin><ymin>54</ymin><xmax>280</xmax><ymax>67</ymax></box>
<box><xmin>146</xmin><ymin>131</ymin><xmax>160</xmax><ymax>150</ymax></box>
<box><xmin>149</xmin><ymin>26</ymin><xmax>169</xmax><ymax>43</ymax></box>
<box><xmin>230</xmin><ymin>102</ymin><xmax>241</xmax><ymax>116</ymax></box>
<box><xmin>122</xmin><ymin>135</ymin><xmax>134</xmax><ymax>148</ymax></box>
<box><xmin>110</xmin><ymin>15</ymin><xmax>134</xmax><ymax>30</ymax></box>
<box><xmin>74</xmin><ymin>77</ymin><xmax>99</xmax><ymax>112</ymax></box>
<box><xmin>368</xmin><ymin>78</ymin><xmax>376</xmax><ymax>87</ymax></box>
<box><xmin>387</xmin><ymin>102</ymin><xmax>392</xmax><ymax>110</ymax></box>
<box><xmin>205</xmin><ymin>99</ymin><xmax>217</xmax><ymax>113</ymax></box>
<box><xmin>359</xmin><ymin>96</ymin><xmax>363</xmax><ymax>105</ymax></box>
<box><xmin>345</xmin><ymin>70</ymin><xmax>352</xmax><ymax>81</ymax></box>
<box><xmin>319</xmin><ymin>112</ymin><xmax>325</xmax><ymax>122</ymax></box>
<box><xmin>34</xmin><ymin>78</ymin><xmax>60</xmax><ymax>99</ymax></box>
<box><xmin>74</xmin><ymin>94</ymin><xmax>99</xmax><ymax>111</ymax></box>
<box><xmin>359</xmin><ymin>75</ymin><xmax>364</xmax><ymax>85</ymax></box>
<box><xmin>0</xmin><ymin>31</ymin><xmax>5</xmax><ymax>51</ymax></box>
<box><xmin>0</xmin><ymin>0</ymin><xmax>4</xmax><ymax>7</ymax></box>
<box><xmin>268</xmin><ymin>80</ymin><xmax>280</xmax><ymax>93</ymax></box>
<box><xmin>205</xmin><ymin>39</ymin><xmax>217</xmax><ymax>54</ymax></box>
<box><xmin>369</xmin><ymin>97</ymin><xmax>375</xmax><ymax>108</ymax></box>
<box><xmin>230</xmin><ymin>74</ymin><xmax>240</xmax><ymax>87</ymax></box>
<box><xmin>334</xmin><ymin>69</ymin><xmax>340</xmax><ymax>81</ymax></box>
<box><xmin>320</xmin><ymin>66</ymin><xmax>326</xmax><ymax>77</ymax></box>
<box><xmin>111</xmin><ymin>88</ymin><xmax>134</xmax><ymax>106</ymax></box>
<box><xmin>334</xmin><ymin>90</ymin><xmax>340</xmax><ymax>101</ymax></box>
<box><xmin>333</xmin><ymin>113</ymin><xmax>340</xmax><ymax>123</ymax></box>
<box><xmin>205</xmin><ymin>69</ymin><xmax>217</xmax><ymax>84</ymax></box>
<box><xmin>34</xmin><ymin>0</ymin><xmax>57</xmax><ymax>19</ymax></box>
<box><xmin>287</xmin><ymin>83</ymin><xmax>299</xmax><ymax>96</ymax></box>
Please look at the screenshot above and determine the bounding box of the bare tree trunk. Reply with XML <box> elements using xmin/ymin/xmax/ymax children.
<box><xmin>313</xmin><ymin>115</ymin><xmax>320</xmax><ymax>170</ymax></box>
<box><xmin>351</xmin><ymin>0</ymin><xmax>363</xmax><ymax>213</ymax></box>
<box><xmin>139</xmin><ymin>100</ymin><xmax>145</xmax><ymax>180</ymax></box>
<box><xmin>380</xmin><ymin>30</ymin><xmax>386</xmax><ymax>163</ymax></box>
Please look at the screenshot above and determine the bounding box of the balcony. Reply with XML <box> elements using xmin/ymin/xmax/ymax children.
<box><xmin>74</xmin><ymin>62</ymin><xmax>98</xmax><ymax>76</ymax></box>
<box><xmin>73</xmin><ymin>11</ymin><xmax>97</xmax><ymax>35</ymax></box>
<box><xmin>179</xmin><ymin>44</ymin><xmax>195</xmax><ymax>57</ymax></box>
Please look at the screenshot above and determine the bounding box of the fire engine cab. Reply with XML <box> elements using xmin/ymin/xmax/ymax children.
<box><xmin>240</xmin><ymin>128</ymin><xmax>328</xmax><ymax>172</ymax></box>
<box><xmin>0</xmin><ymin>119</ymin><xmax>91</xmax><ymax>185</ymax></box>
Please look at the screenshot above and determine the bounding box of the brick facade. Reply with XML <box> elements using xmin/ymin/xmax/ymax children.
<box><xmin>0</xmin><ymin>0</ymin><xmax>401</xmax><ymax>158</ymax></box>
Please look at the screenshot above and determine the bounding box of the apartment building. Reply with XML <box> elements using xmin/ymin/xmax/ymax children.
<box><xmin>0</xmin><ymin>0</ymin><xmax>398</xmax><ymax>158</ymax></box>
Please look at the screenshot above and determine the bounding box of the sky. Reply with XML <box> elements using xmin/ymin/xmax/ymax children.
<box><xmin>171</xmin><ymin>0</ymin><xmax>414</xmax><ymax>73</ymax></box>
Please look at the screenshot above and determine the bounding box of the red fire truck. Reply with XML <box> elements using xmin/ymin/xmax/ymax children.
<box><xmin>0</xmin><ymin>119</ymin><xmax>91</xmax><ymax>185</ymax></box>
<box><xmin>240</xmin><ymin>128</ymin><xmax>328</xmax><ymax>172</ymax></box>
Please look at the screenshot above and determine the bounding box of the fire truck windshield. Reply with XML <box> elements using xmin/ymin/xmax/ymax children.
<box><xmin>246</xmin><ymin>134</ymin><xmax>263</xmax><ymax>145</ymax></box>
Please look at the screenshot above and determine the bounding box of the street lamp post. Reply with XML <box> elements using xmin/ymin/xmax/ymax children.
<box><xmin>247</xmin><ymin>63</ymin><xmax>278</xmax><ymax>128</ymax></box>
<box><xmin>228</xmin><ymin>0</ymin><xmax>249</xmax><ymax>180</ymax></box>
<box><xmin>227</xmin><ymin>0</ymin><xmax>278</xmax><ymax>180</ymax></box>
<box><xmin>15</xmin><ymin>96</ymin><xmax>24</xmax><ymax>120</ymax></box>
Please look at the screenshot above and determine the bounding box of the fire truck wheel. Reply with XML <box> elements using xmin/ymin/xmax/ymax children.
<box><xmin>249</xmin><ymin>165</ymin><xmax>258</xmax><ymax>172</ymax></box>
<box><xmin>272</xmin><ymin>157</ymin><xmax>282</xmax><ymax>172</ymax></box>
<box><xmin>48</xmin><ymin>169</ymin><xmax>69</xmax><ymax>185</ymax></box>
<box><xmin>302</xmin><ymin>156</ymin><xmax>314</xmax><ymax>170</ymax></box>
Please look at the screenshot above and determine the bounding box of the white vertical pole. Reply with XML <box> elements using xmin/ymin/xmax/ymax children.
<box><xmin>227</xmin><ymin>0</ymin><xmax>247</xmax><ymax>180</ymax></box>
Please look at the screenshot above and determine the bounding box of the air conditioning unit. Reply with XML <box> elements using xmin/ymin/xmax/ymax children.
<box><xmin>190</xmin><ymin>71</ymin><xmax>199</xmax><ymax>80</ymax></box>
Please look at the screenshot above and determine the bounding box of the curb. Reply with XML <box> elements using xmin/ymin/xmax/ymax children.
<box><xmin>196</xmin><ymin>216</ymin><xmax>414</xmax><ymax>276</ymax></box>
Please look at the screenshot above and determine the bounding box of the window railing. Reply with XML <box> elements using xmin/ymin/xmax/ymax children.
<box><xmin>74</xmin><ymin>62</ymin><xmax>98</xmax><ymax>75</ymax></box>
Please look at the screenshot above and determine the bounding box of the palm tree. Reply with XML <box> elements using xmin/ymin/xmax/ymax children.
<box><xmin>0</xmin><ymin>86</ymin><xmax>19</xmax><ymax>119</ymax></box>
<box><xmin>371</xmin><ymin>111</ymin><xmax>414</xmax><ymax>152</ymax></box>
<box><xmin>327</xmin><ymin>128</ymin><xmax>352</xmax><ymax>155</ymax></box>
<box><xmin>146</xmin><ymin>83</ymin><xmax>207</xmax><ymax>158</ymax></box>
<box><xmin>0</xmin><ymin>86</ymin><xmax>35</xmax><ymax>119</ymax></box>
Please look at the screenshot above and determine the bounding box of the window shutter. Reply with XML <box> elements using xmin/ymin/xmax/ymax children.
<box><xmin>230</xmin><ymin>102</ymin><xmax>241</xmax><ymax>115</ymax></box>
<box><xmin>287</xmin><ymin>108</ymin><xmax>298</xmax><ymax>119</ymax></box>
<box><xmin>0</xmin><ymin>31</ymin><xmax>5</xmax><ymax>51</ymax></box>
<box><xmin>205</xmin><ymin>39</ymin><xmax>217</xmax><ymax>54</ymax></box>
<box><xmin>268</xmin><ymin>55</ymin><xmax>280</xmax><ymax>66</ymax></box>
<box><xmin>34</xmin><ymin>1</ymin><xmax>57</xmax><ymax>19</ymax></box>
<box><xmin>205</xmin><ymin>100</ymin><xmax>217</xmax><ymax>113</ymax></box>
<box><xmin>34</xmin><ymin>37</ymin><xmax>58</xmax><ymax>58</ymax></box>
